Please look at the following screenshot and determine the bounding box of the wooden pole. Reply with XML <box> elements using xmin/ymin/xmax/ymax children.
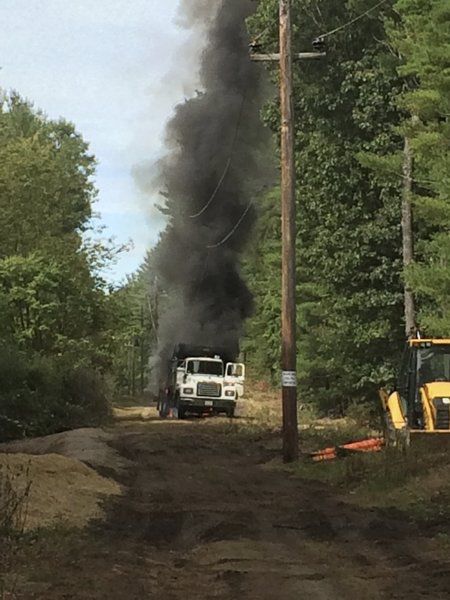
<box><xmin>280</xmin><ymin>0</ymin><xmax>299</xmax><ymax>462</ymax></box>
<box><xmin>251</xmin><ymin>4</ymin><xmax>324</xmax><ymax>461</ymax></box>
<box><xmin>402</xmin><ymin>135</ymin><xmax>416</xmax><ymax>337</ymax></box>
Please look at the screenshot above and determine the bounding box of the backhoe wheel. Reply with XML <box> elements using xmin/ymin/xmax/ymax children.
<box><xmin>227</xmin><ymin>408</ymin><xmax>235</xmax><ymax>419</ymax></box>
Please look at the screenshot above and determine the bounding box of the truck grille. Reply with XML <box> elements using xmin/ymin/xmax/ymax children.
<box><xmin>433</xmin><ymin>398</ymin><xmax>450</xmax><ymax>430</ymax></box>
<box><xmin>197</xmin><ymin>382</ymin><xmax>221</xmax><ymax>398</ymax></box>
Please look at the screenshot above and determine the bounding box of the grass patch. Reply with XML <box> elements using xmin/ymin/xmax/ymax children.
<box><xmin>292</xmin><ymin>431</ymin><xmax>450</xmax><ymax>534</ymax></box>
<box><xmin>237</xmin><ymin>389</ymin><xmax>450</xmax><ymax>535</ymax></box>
<box><xmin>0</xmin><ymin>461</ymin><xmax>31</xmax><ymax>599</ymax></box>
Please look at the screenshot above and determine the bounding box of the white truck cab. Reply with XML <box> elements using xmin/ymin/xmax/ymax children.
<box><xmin>175</xmin><ymin>355</ymin><xmax>237</xmax><ymax>418</ymax></box>
<box><xmin>159</xmin><ymin>344</ymin><xmax>245</xmax><ymax>419</ymax></box>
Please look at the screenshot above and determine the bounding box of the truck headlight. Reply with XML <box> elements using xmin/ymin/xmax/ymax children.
<box><xmin>225</xmin><ymin>390</ymin><xmax>235</xmax><ymax>397</ymax></box>
<box><xmin>183</xmin><ymin>388</ymin><xmax>194</xmax><ymax>395</ymax></box>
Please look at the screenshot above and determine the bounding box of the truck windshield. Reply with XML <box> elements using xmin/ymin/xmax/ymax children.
<box><xmin>418</xmin><ymin>346</ymin><xmax>450</xmax><ymax>384</ymax></box>
<box><xmin>186</xmin><ymin>360</ymin><xmax>223</xmax><ymax>376</ymax></box>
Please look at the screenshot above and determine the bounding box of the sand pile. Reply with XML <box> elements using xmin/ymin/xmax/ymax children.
<box><xmin>0</xmin><ymin>428</ymin><xmax>132</xmax><ymax>476</ymax></box>
<box><xmin>113</xmin><ymin>405</ymin><xmax>155</xmax><ymax>422</ymax></box>
<box><xmin>0</xmin><ymin>453</ymin><xmax>122</xmax><ymax>530</ymax></box>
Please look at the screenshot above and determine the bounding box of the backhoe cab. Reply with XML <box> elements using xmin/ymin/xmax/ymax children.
<box><xmin>380</xmin><ymin>338</ymin><xmax>450</xmax><ymax>445</ymax></box>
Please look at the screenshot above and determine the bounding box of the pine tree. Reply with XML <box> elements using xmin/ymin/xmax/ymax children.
<box><xmin>246</xmin><ymin>0</ymin><xmax>406</xmax><ymax>411</ymax></box>
<box><xmin>391</xmin><ymin>0</ymin><xmax>450</xmax><ymax>333</ymax></box>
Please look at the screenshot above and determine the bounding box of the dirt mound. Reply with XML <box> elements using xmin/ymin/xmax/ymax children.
<box><xmin>0</xmin><ymin>453</ymin><xmax>122</xmax><ymax>530</ymax></box>
<box><xmin>0</xmin><ymin>428</ymin><xmax>133</xmax><ymax>476</ymax></box>
<box><xmin>113</xmin><ymin>405</ymin><xmax>155</xmax><ymax>422</ymax></box>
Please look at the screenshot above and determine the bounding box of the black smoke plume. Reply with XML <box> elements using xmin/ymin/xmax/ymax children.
<box><xmin>154</xmin><ymin>0</ymin><xmax>268</xmax><ymax>373</ymax></box>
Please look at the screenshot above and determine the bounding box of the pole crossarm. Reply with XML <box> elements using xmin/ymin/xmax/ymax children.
<box><xmin>251</xmin><ymin>52</ymin><xmax>326</xmax><ymax>62</ymax></box>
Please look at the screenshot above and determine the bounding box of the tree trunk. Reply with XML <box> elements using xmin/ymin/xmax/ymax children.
<box><xmin>402</xmin><ymin>136</ymin><xmax>416</xmax><ymax>338</ymax></box>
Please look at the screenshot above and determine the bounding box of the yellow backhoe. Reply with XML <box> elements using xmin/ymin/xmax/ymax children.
<box><xmin>380</xmin><ymin>338</ymin><xmax>450</xmax><ymax>446</ymax></box>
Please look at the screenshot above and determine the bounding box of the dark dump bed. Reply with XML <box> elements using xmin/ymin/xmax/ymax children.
<box><xmin>172</xmin><ymin>343</ymin><xmax>238</xmax><ymax>364</ymax></box>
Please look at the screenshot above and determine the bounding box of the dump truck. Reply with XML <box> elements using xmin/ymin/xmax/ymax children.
<box><xmin>380</xmin><ymin>337</ymin><xmax>450</xmax><ymax>445</ymax></box>
<box><xmin>158</xmin><ymin>344</ymin><xmax>245</xmax><ymax>419</ymax></box>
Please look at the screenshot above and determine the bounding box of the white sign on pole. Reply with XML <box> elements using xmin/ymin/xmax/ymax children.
<box><xmin>281</xmin><ymin>371</ymin><xmax>297</xmax><ymax>388</ymax></box>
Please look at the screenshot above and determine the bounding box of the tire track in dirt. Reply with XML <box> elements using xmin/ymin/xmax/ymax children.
<box><xmin>96</xmin><ymin>419</ymin><xmax>449</xmax><ymax>600</ymax></box>
<box><xmin>16</xmin><ymin>417</ymin><xmax>450</xmax><ymax>599</ymax></box>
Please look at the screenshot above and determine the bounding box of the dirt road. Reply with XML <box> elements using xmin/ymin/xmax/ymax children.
<box><xmin>17</xmin><ymin>415</ymin><xmax>450</xmax><ymax>599</ymax></box>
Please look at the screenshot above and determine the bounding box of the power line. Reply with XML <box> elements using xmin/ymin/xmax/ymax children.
<box><xmin>190</xmin><ymin>94</ymin><xmax>246</xmax><ymax>219</ymax></box>
<box><xmin>206</xmin><ymin>200</ymin><xmax>254</xmax><ymax>249</ymax></box>
<box><xmin>382</xmin><ymin>167</ymin><xmax>441</xmax><ymax>187</ymax></box>
<box><xmin>250</xmin><ymin>20</ymin><xmax>276</xmax><ymax>46</ymax></box>
<box><xmin>318</xmin><ymin>0</ymin><xmax>390</xmax><ymax>40</ymax></box>
<box><xmin>206</xmin><ymin>2</ymin><xmax>390</xmax><ymax>249</ymax></box>
<box><xmin>251</xmin><ymin>0</ymin><xmax>390</xmax><ymax>51</ymax></box>
<box><xmin>190</xmin><ymin>158</ymin><xmax>232</xmax><ymax>219</ymax></box>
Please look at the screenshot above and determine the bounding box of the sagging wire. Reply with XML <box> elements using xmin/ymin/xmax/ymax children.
<box><xmin>383</xmin><ymin>168</ymin><xmax>442</xmax><ymax>188</ymax></box>
<box><xmin>207</xmin><ymin>200</ymin><xmax>254</xmax><ymax>249</ymax></box>
<box><xmin>250</xmin><ymin>0</ymin><xmax>390</xmax><ymax>52</ymax></box>
<box><xmin>204</xmin><ymin>2</ymin><xmax>391</xmax><ymax>250</ymax></box>
<box><xmin>317</xmin><ymin>0</ymin><xmax>390</xmax><ymax>41</ymax></box>
<box><xmin>190</xmin><ymin>93</ymin><xmax>246</xmax><ymax>219</ymax></box>
<box><xmin>190</xmin><ymin>158</ymin><xmax>232</xmax><ymax>219</ymax></box>
<box><xmin>249</xmin><ymin>19</ymin><xmax>277</xmax><ymax>52</ymax></box>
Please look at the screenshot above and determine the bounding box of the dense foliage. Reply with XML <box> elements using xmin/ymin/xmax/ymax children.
<box><xmin>0</xmin><ymin>93</ymin><xmax>160</xmax><ymax>442</ymax></box>
<box><xmin>1</xmin><ymin>0</ymin><xmax>449</xmax><ymax>435</ymax></box>
<box><xmin>244</xmin><ymin>0</ymin><xmax>450</xmax><ymax>412</ymax></box>
<box><xmin>0</xmin><ymin>94</ymin><xmax>114</xmax><ymax>440</ymax></box>
<box><xmin>392</xmin><ymin>0</ymin><xmax>450</xmax><ymax>333</ymax></box>
<box><xmin>107</xmin><ymin>251</ymin><xmax>159</xmax><ymax>397</ymax></box>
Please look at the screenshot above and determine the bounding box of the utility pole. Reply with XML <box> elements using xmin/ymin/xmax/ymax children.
<box><xmin>279</xmin><ymin>0</ymin><xmax>298</xmax><ymax>462</ymax></box>
<box><xmin>250</xmin><ymin>0</ymin><xmax>325</xmax><ymax>463</ymax></box>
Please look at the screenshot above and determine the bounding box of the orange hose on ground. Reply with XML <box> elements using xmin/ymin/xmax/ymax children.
<box><xmin>312</xmin><ymin>450</ymin><xmax>337</xmax><ymax>462</ymax></box>
<box><xmin>340</xmin><ymin>438</ymin><xmax>384</xmax><ymax>452</ymax></box>
<box><xmin>311</xmin><ymin>446</ymin><xmax>337</xmax><ymax>461</ymax></box>
<box><xmin>312</xmin><ymin>446</ymin><xmax>336</xmax><ymax>455</ymax></box>
<box><xmin>310</xmin><ymin>438</ymin><xmax>384</xmax><ymax>462</ymax></box>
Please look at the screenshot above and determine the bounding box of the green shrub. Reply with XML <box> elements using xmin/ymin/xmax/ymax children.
<box><xmin>0</xmin><ymin>344</ymin><xmax>110</xmax><ymax>442</ymax></box>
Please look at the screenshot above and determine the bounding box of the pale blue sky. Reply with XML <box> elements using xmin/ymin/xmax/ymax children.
<box><xmin>0</xmin><ymin>0</ymin><xmax>199</xmax><ymax>283</ymax></box>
